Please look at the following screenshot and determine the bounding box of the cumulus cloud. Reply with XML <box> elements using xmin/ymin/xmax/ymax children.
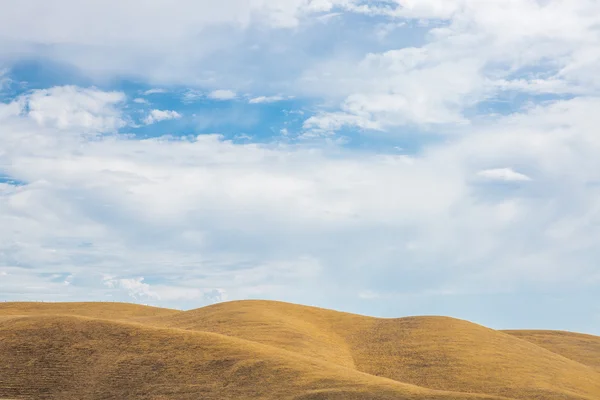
<box><xmin>1</xmin><ymin>0</ymin><xmax>596</xmax><ymax>131</ymax></box>
<box><xmin>21</xmin><ymin>86</ymin><xmax>125</xmax><ymax>132</ymax></box>
<box><xmin>299</xmin><ymin>0</ymin><xmax>600</xmax><ymax>129</ymax></box>
<box><xmin>143</xmin><ymin>109</ymin><xmax>182</xmax><ymax>125</ymax></box>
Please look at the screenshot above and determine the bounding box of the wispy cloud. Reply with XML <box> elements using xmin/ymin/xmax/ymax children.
<box><xmin>249</xmin><ymin>95</ymin><xmax>285</xmax><ymax>104</ymax></box>
<box><xmin>143</xmin><ymin>88</ymin><xmax>167</xmax><ymax>95</ymax></box>
<box><xmin>0</xmin><ymin>69</ymin><xmax>11</xmax><ymax>91</ymax></box>
<box><xmin>477</xmin><ymin>168</ymin><xmax>532</xmax><ymax>182</ymax></box>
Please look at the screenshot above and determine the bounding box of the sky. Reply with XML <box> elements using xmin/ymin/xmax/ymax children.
<box><xmin>1</xmin><ymin>0</ymin><xmax>599</xmax><ymax>335</ymax></box>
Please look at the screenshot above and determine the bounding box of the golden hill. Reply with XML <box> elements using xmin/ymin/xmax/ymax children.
<box><xmin>503</xmin><ymin>330</ymin><xmax>600</xmax><ymax>370</ymax></box>
<box><xmin>1</xmin><ymin>300</ymin><xmax>599</xmax><ymax>400</ymax></box>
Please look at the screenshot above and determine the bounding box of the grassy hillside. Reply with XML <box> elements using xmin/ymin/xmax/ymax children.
<box><xmin>1</xmin><ymin>300</ymin><xmax>599</xmax><ymax>400</ymax></box>
<box><xmin>503</xmin><ymin>330</ymin><xmax>600</xmax><ymax>370</ymax></box>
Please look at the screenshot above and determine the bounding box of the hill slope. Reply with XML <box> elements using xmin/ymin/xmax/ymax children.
<box><xmin>0</xmin><ymin>314</ymin><xmax>501</xmax><ymax>400</ymax></box>
<box><xmin>1</xmin><ymin>300</ymin><xmax>599</xmax><ymax>400</ymax></box>
<box><xmin>146</xmin><ymin>300</ymin><xmax>600</xmax><ymax>400</ymax></box>
<box><xmin>503</xmin><ymin>330</ymin><xmax>600</xmax><ymax>370</ymax></box>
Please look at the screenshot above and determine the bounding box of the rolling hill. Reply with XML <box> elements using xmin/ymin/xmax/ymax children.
<box><xmin>1</xmin><ymin>300</ymin><xmax>599</xmax><ymax>400</ymax></box>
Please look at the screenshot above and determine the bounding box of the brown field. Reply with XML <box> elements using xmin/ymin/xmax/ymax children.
<box><xmin>1</xmin><ymin>300</ymin><xmax>599</xmax><ymax>400</ymax></box>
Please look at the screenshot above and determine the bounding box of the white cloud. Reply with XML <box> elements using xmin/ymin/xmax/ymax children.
<box><xmin>103</xmin><ymin>276</ymin><xmax>160</xmax><ymax>300</ymax></box>
<box><xmin>143</xmin><ymin>109</ymin><xmax>182</xmax><ymax>125</ymax></box>
<box><xmin>133</xmin><ymin>98</ymin><xmax>149</xmax><ymax>104</ymax></box>
<box><xmin>0</xmin><ymin>0</ymin><xmax>597</xmax><ymax>132</ymax></box>
<box><xmin>388</xmin><ymin>0</ymin><xmax>463</xmax><ymax>19</ymax></box>
<box><xmin>23</xmin><ymin>86</ymin><xmax>125</xmax><ymax>133</ymax></box>
<box><xmin>208</xmin><ymin>89</ymin><xmax>237</xmax><ymax>100</ymax></box>
<box><xmin>183</xmin><ymin>89</ymin><xmax>238</xmax><ymax>102</ymax></box>
<box><xmin>297</xmin><ymin>0</ymin><xmax>600</xmax><ymax>129</ymax></box>
<box><xmin>302</xmin><ymin>47</ymin><xmax>483</xmax><ymax>127</ymax></box>
<box><xmin>303</xmin><ymin>111</ymin><xmax>381</xmax><ymax>134</ymax></box>
<box><xmin>0</xmin><ymin>1</ymin><xmax>341</xmax><ymax>44</ymax></box>
<box><xmin>2</xmin><ymin>87</ymin><xmax>600</xmax><ymax>314</ymax></box>
<box><xmin>0</xmin><ymin>0</ymin><xmax>600</xmax><ymax>332</ymax></box>
<box><xmin>249</xmin><ymin>95</ymin><xmax>285</xmax><ymax>104</ymax></box>
<box><xmin>0</xmin><ymin>0</ymin><xmax>375</xmax><ymax>89</ymax></box>
<box><xmin>477</xmin><ymin>168</ymin><xmax>532</xmax><ymax>182</ymax></box>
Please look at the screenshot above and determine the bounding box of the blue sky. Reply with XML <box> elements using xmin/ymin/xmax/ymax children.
<box><xmin>1</xmin><ymin>0</ymin><xmax>600</xmax><ymax>335</ymax></box>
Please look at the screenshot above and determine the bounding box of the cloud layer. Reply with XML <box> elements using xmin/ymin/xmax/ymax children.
<box><xmin>0</xmin><ymin>0</ymin><xmax>599</xmax><ymax>333</ymax></box>
<box><xmin>1</xmin><ymin>85</ymin><xmax>599</xmax><ymax>329</ymax></box>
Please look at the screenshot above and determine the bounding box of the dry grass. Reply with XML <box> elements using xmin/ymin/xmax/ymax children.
<box><xmin>503</xmin><ymin>330</ymin><xmax>600</xmax><ymax>370</ymax></box>
<box><xmin>1</xmin><ymin>300</ymin><xmax>599</xmax><ymax>400</ymax></box>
